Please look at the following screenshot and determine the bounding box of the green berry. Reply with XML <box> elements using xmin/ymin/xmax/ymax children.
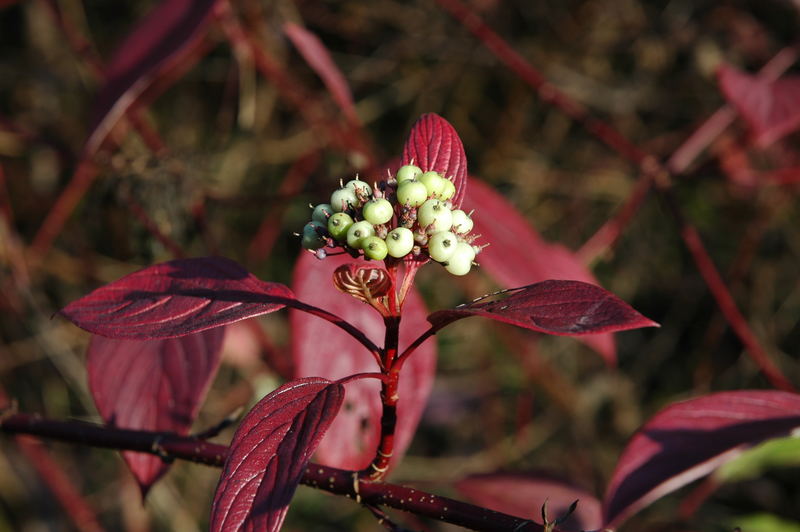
<box><xmin>418</xmin><ymin>171</ymin><xmax>445</xmax><ymax>198</ymax></box>
<box><xmin>428</xmin><ymin>231</ymin><xmax>457</xmax><ymax>262</ymax></box>
<box><xmin>346</xmin><ymin>220</ymin><xmax>375</xmax><ymax>249</ymax></box>
<box><xmin>327</xmin><ymin>212</ymin><xmax>354</xmax><ymax>241</ymax></box>
<box><xmin>396</xmin><ymin>164</ymin><xmax>422</xmax><ymax>184</ymax></box>
<box><xmin>444</xmin><ymin>242</ymin><xmax>476</xmax><ymax>276</ymax></box>
<box><xmin>396</xmin><ymin>180</ymin><xmax>428</xmax><ymax>207</ymax></box>
<box><xmin>331</xmin><ymin>187</ymin><xmax>358</xmax><ymax>212</ymax></box>
<box><xmin>417</xmin><ymin>199</ymin><xmax>453</xmax><ymax>233</ymax></box>
<box><xmin>345</xmin><ymin>179</ymin><xmax>373</xmax><ymax>203</ymax></box>
<box><xmin>385</xmin><ymin>227</ymin><xmax>414</xmax><ymax>258</ymax></box>
<box><xmin>312</xmin><ymin>203</ymin><xmax>334</xmax><ymax>224</ymax></box>
<box><xmin>301</xmin><ymin>221</ymin><xmax>327</xmax><ymax>250</ymax></box>
<box><xmin>362</xmin><ymin>198</ymin><xmax>394</xmax><ymax>225</ymax></box>
<box><xmin>362</xmin><ymin>236</ymin><xmax>388</xmax><ymax>260</ymax></box>
<box><xmin>440</xmin><ymin>178</ymin><xmax>456</xmax><ymax>201</ymax></box>
<box><xmin>450</xmin><ymin>209</ymin><xmax>473</xmax><ymax>234</ymax></box>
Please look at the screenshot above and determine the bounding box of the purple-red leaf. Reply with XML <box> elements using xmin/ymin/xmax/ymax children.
<box><xmin>718</xmin><ymin>64</ymin><xmax>800</xmax><ymax>148</ymax></box>
<box><xmin>210</xmin><ymin>377</ymin><xmax>344</xmax><ymax>532</ymax></box>
<box><xmin>88</xmin><ymin>328</ymin><xmax>224</xmax><ymax>493</ymax></box>
<box><xmin>463</xmin><ymin>178</ymin><xmax>617</xmax><ymax>362</ymax></box>
<box><xmin>85</xmin><ymin>0</ymin><xmax>218</xmax><ymax>154</ymax></box>
<box><xmin>401</xmin><ymin>113</ymin><xmax>468</xmax><ymax>207</ymax></box>
<box><xmin>61</xmin><ymin>257</ymin><xmax>294</xmax><ymax>339</ymax></box>
<box><xmin>283</xmin><ymin>22</ymin><xmax>359</xmax><ymax>127</ymax></box>
<box><xmin>603</xmin><ymin>390</ymin><xmax>800</xmax><ymax>528</ymax></box>
<box><xmin>290</xmin><ymin>252</ymin><xmax>436</xmax><ymax>471</ymax></box>
<box><xmin>455</xmin><ymin>472</ymin><xmax>602</xmax><ymax>532</ymax></box>
<box><xmin>429</xmin><ymin>279</ymin><xmax>657</xmax><ymax>336</ymax></box>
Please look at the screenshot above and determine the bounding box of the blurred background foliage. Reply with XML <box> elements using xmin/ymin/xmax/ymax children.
<box><xmin>1</xmin><ymin>0</ymin><xmax>800</xmax><ymax>530</ymax></box>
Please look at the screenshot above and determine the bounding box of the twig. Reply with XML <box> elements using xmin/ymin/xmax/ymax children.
<box><xmin>0</xmin><ymin>413</ymin><xmax>547</xmax><ymax>531</ymax></box>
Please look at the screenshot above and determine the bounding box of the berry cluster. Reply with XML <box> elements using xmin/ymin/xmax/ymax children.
<box><xmin>300</xmin><ymin>165</ymin><xmax>482</xmax><ymax>276</ymax></box>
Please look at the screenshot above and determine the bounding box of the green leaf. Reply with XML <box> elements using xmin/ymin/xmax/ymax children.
<box><xmin>729</xmin><ymin>513</ymin><xmax>800</xmax><ymax>532</ymax></box>
<box><xmin>715</xmin><ymin>435</ymin><xmax>800</xmax><ymax>483</ymax></box>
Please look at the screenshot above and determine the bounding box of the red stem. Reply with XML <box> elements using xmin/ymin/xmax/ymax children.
<box><xmin>0</xmin><ymin>414</ymin><xmax>546</xmax><ymax>531</ymax></box>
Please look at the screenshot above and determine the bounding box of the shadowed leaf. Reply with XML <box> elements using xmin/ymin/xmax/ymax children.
<box><xmin>463</xmin><ymin>178</ymin><xmax>617</xmax><ymax>362</ymax></box>
<box><xmin>429</xmin><ymin>279</ymin><xmax>657</xmax><ymax>336</ymax></box>
<box><xmin>88</xmin><ymin>328</ymin><xmax>224</xmax><ymax>493</ymax></box>
<box><xmin>61</xmin><ymin>257</ymin><xmax>295</xmax><ymax>339</ymax></box>
<box><xmin>718</xmin><ymin>64</ymin><xmax>800</xmax><ymax>148</ymax></box>
<box><xmin>401</xmin><ymin>113</ymin><xmax>468</xmax><ymax>207</ymax></box>
<box><xmin>283</xmin><ymin>22</ymin><xmax>358</xmax><ymax>126</ymax></box>
<box><xmin>603</xmin><ymin>390</ymin><xmax>800</xmax><ymax>528</ymax></box>
<box><xmin>85</xmin><ymin>0</ymin><xmax>219</xmax><ymax>154</ymax></box>
<box><xmin>455</xmin><ymin>472</ymin><xmax>602</xmax><ymax>532</ymax></box>
<box><xmin>210</xmin><ymin>377</ymin><xmax>344</xmax><ymax>532</ymax></box>
<box><xmin>291</xmin><ymin>252</ymin><xmax>436</xmax><ymax>470</ymax></box>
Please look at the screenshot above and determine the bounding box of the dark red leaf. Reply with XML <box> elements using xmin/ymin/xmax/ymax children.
<box><xmin>85</xmin><ymin>0</ymin><xmax>218</xmax><ymax>154</ymax></box>
<box><xmin>88</xmin><ymin>328</ymin><xmax>224</xmax><ymax>493</ymax></box>
<box><xmin>429</xmin><ymin>279</ymin><xmax>657</xmax><ymax>336</ymax></box>
<box><xmin>463</xmin><ymin>178</ymin><xmax>617</xmax><ymax>362</ymax></box>
<box><xmin>455</xmin><ymin>472</ymin><xmax>602</xmax><ymax>532</ymax></box>
<box><xmin>603</xmin><ymin>390</ymin><xmax>800</xmax><ymax>528</ymax></box>
<box><xmin>401</xmin><ymin>113</ymin><xmax>468</xmax><ymax>207</ymax></box>
<box><xmin>290</xmin><ymin>252</ymin><xmax>436</xmax><ymax>470</ymax></box>
<box><xmin>718</xmin><ymin>64</ymin><xmax>800</xmax><ymax>148</ymax></box>
<box><xmin>210</xmin><ymin>377</ymin><xmax>344</xmax><ymax>532</ymax></box>
<box><xmin>283</xmin><ymin>22</ymin><xmax>359</xmax><ymax>127</ymax></box>
<box><xmin>61</xmin><ymin>257</ymin><xmax>294</xmax><ymax>339</ymax></box>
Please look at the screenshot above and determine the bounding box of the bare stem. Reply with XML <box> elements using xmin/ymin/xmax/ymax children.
<box><xmin>0</xmin><ymin>414</ymin><xmax>545</xmax><ymax>532</ymax></box>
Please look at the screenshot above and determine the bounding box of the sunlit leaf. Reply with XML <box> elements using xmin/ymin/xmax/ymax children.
<box><xmin>210</xmin><ymin>377</ymin><xmax>343</xmax><ymax>532</ymax></box>
<box><xmin>61</xmin><ymin>257</ymin><xmax>294</xmax><ymax>339</ymax></box>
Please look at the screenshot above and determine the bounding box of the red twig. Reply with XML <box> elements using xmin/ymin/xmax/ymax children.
<box><xmin>14</xmin><ymin>436</ymin><xmax>106</xmax><ymax>532</ymax></box>
<box><xmin>127</xmin><ymin>198</ymin><xmax>186</xmax><ymax>259</ymax></box>
<box><xmin>438</xmin><ymin>0</ymin><xmax>795</xmax><ymax>391</ymax></box>
<box><xmin>31</xmin><ymin>159</ymin><xmax>98</xmax><ymax>261</ymax></box>
<box><xmin>247</xmin><ymin>150</ymin><xmax>320</xmax><ymax>264</ymax></box>
<box><xmin>0</xmin><ymin>413</ymin><xmax>547</xmax><ymax>531</ymax></box>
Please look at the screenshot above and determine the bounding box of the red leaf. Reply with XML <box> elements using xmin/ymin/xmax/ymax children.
<box><xmin>401</xmin><ymin>113</ymin><xmax>468</xmax><ymax>207</ymax></box>
<box><xmin>88</xmin><ymin>328</ymin><xmax>224</xmax><ymax>493</ymax></box>
<box><xmin>85</xmin><ymin>0</ymin><xmax>219</xmax><ymax>154</ymax></box>
<box><xmin>718</xmin><ymin>64</ymin><xmax>800</xmax><ymax>148</ymax></box>
<box><xmin>61</xmin><ymin>257</ymin><xmax>294</xmax><ymax>339</ymax></box>
<box><xmin>290</xmin><ymin>252</ymin><xmax>436</xmax><ymax>470</ymax></box>
<box><xmin>463</xmin><ymin>178</ymin><xmax>617</xmax><ymax>362</ymax></box>
<box><xmin>283</xmin><ymin>22</ymin><xmax>359</xmax><ymax>127</ymax></box>
<box><xmin>455</xmin><ymin>472</ymin><xmax>602</xmax><ymax>532</ymax></box>
<box><xmin>429</xmin><ymin>279</ymin><xmax>657</xmax><ymax>336</ymax></box>
<box><xmin>603</xmin><ymin>390</ymin><xmax>800</xmax><ymax>528</ymax></box>
<box><xmin>210</xmin><ymin>377</ymin><xmax>344</xmax><ymax>532</ymax></box>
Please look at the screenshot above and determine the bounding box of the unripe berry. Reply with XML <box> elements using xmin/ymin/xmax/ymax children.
<box><xmin>450</xmin><ymin>209</ymin><xmax>473</xmax><ymax>234</ymax></box>
<box><xmin>396</xmin><ymin>180</ymin><xmax>428</xmax><ymax>207</ymax></box>
<box><xmin>327</xmin><ymin>212</ymin><xmax>354</xmax><ymax>241</ymax></box>
<box><xmin>301</xmin><ymin>221</ymin><xmax>327</xmax><ymax>250</ymax></box>
<box><xmin>331</xmin><ymin>187</ymin><xmax>358</xmax><ymax>212</ymax></box>
<box><xmin>362</xmin><ymin>198</ymin><xmax>394</xmax><ymax>225</ymax></box>
<box><xmin>428</xmin><ymin>231</ymin><xmax>457</xmax><ymax>262</ymax></box>
<box><xmin>345</xmin><ymin>178</ymin><xmax>372</xmax><ymax>203</ymax></box>
<box><xmin>385</xmin><ymin>227</ymin><xmax>414</xmax><ymax>258</ymax></box>
<box><xmin>312</xmin><ymin>203</ymin><xmax>334</xmax><ymax>224</ymax></box>
<box><xmin>346</xmin><ymin>220</ymin><xmax>375</xmax><ymax>249</ymax></box>
<box><xmin>396</xmin><ymin>164</ymin><xmax>422</xmax><ymax>184</ymax></box>
<box><xmin>440</xmin><ymin>178</ymin><xmax>456</xmax><ymax>201</ymax></box>
<box><xmin>417</xmin><ymin>199</ymin><xmax>453</xmax><ymax>233</ymax></box>
<box><xmin>362</xmin><ymin>236</ymin><xmax>388</xmax><ymax>260</ymax></box>
<box><xmin>418</xmin><ymin>171</ymin><xmax>445</xmax><ymax>198</ymax></box>
<box><xmin>444</xmin><ymin>242</ymin><xmax>476</xmax><ymax>276</ymax></box>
